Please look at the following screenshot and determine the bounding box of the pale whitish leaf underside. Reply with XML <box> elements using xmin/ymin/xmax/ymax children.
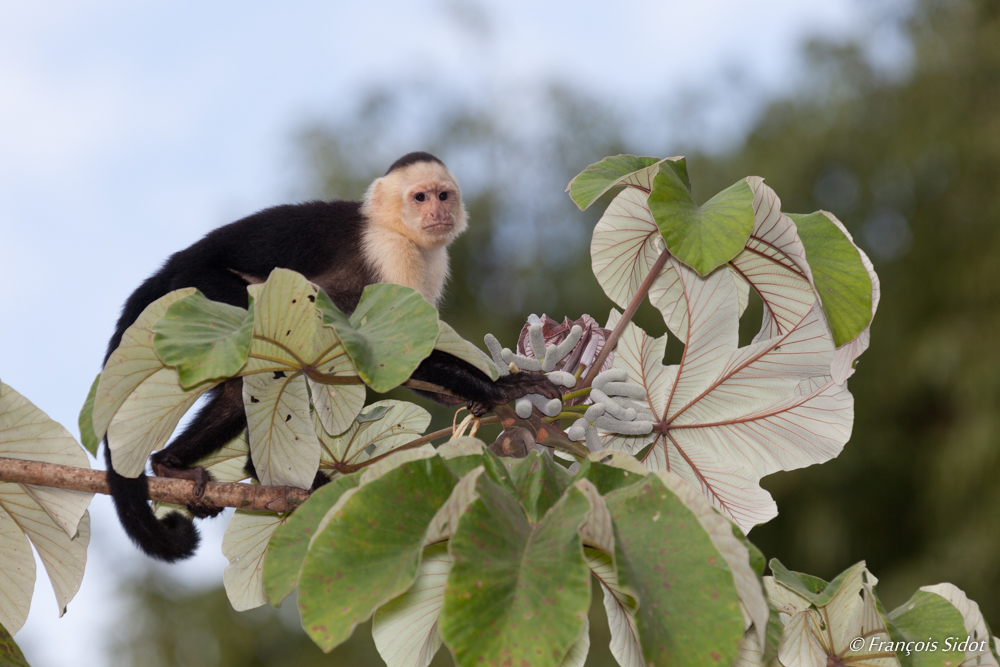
<box><xmin>590</xmin><ymin>179</ymin><xmax>866</xmax><ymax>531</ymax></box>
<box><xmin>0</xmin><ymin>382</ymin><xmax>92</xmax><ymax>634</ymax></box>
<box><xmin>591</xmin><ymin>177</ymin><xmax>877</xmax><ymax>379</ymax></box>
<box><xmin>767</xmin><ymin>565</ymin><xmax>899</xmax><ymax>667</ymax></box>
<box><xmin>599</xmin><ymin>263</ymin><xmax>853</xmax><ymax>531</ymax></box>
<box><xmin>222</xmin><ymin>510</ymin><xmax>285</xmax><ymax>611</ymax></box>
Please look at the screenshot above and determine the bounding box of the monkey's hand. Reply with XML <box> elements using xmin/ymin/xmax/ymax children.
<box><xmin>469</xmin><ymin>371</ymin><xmax>562</xmax><ymax>417</ymax></box>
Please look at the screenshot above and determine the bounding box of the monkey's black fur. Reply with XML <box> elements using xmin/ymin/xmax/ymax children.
<box><xmin>103</xmin><ymin>154</ymin><xmax>558</xmax><ymax>562</ymax></box>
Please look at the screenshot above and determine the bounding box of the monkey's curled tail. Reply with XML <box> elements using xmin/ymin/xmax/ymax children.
<box><xmin>104</xmin><ymin>445</ymin><xmax>199</xmax><ymax>562</ymax></box>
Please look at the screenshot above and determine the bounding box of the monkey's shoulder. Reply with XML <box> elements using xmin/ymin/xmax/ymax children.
<box><xmin>180</xmin><ymin>199</ymin><xmax>366</xmax><ymax>276</ymax></box>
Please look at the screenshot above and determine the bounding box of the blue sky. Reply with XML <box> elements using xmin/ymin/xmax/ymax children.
<box><xmin>0</xmin><ymin>1</ymin><xmax>902</xmax><ymax>664</ymax></box>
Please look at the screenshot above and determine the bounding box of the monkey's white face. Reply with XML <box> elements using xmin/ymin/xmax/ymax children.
<box><xmin>362</xmin><ymin>160</ymin><xmax>469</xmax><ymax>251</ymax></box>
<box><xmin>401</xmin><ymin>177</ymin><xmax>466</xmax><ymax>247</ymax></box>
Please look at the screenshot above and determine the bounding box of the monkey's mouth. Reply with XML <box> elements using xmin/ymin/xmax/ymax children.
<box><xmin>423</xmin><ymin>222</ymin><xmax>454</xmax><ymax>233</ymax></box>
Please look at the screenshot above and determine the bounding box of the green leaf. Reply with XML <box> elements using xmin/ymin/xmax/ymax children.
<box><xmin>506</xmin><ymin>450</ymin><xmax>572</xmax><ymax>523</ymax></box>
<box><xmin>732</xmin><ymin>525</ymin><xmax>766</xmax><ymax>578</ymax></box>
<box><xmin>648</xmin><ymin>171</ymin><xmax>755</xmax><ymax>276</ymax></box>
<box><xmin>769</xmin><ymin>558</ymin><xmax>855</xmax><ymax>607</ymax></box>
<box><xmin>572</xmin><ymin>456</ymin><xmax>646</xmax><ymax>496</ymax></box>
<box><xmin>567</xmin><ymin>155</ymin><xmax>670</xmax><ymax>210</ymax></box>
<box><xmin>349</xmin><ymin>284</ymin><xmax>440</xmax><ymax>392</ymax></box>
<box><xmin>78</xmin><ymin>373</ymin><xmax>100</xmax><ymax>457</ymax></box>
<box><xmin>298</xmin><ymin>456</ymin><xmax>457</xmax><ymax>652</ymax></box>
<box><xmin>263</xmin><ymin>474</ymin><xmax>361</xmax><ymax>606</ymax></box>
<box><xmin>0</xmin><ymin>622</ymin><xmax>29</xmax><ymax>667</ymax></box>
<box><xmin>607</xmin><ymin>475</ymin><xmax>744</xmax><ymax>667</ymax></box>
<box><xmin>317</xmin><ymin>285</ymin><xmax>439</xmax><ymax>393</ymax></box>
<box><xmin>153</xmin><ymin>291</ymin><xmax>253</xmax><ymax>389</ymax></box>
<box><xmin>886</xmin><ymin>590</ymin><xmax>966</xmax><ymax>667</ymax></box>
<box><xmin>440</xmin><ymin>475</ymin><xmax>592</xmax><ymax>667</ymax></box>
<box><xmin>789</xmin><ymin>211</ymin><xmax>873</xmax><ymax>346</ymax></box>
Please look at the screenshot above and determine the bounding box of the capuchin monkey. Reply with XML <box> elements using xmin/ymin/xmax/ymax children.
<box><xmin>103</xmin><ymin>152</ymin><xmax>560</xmax><ymax>562</ymax></box>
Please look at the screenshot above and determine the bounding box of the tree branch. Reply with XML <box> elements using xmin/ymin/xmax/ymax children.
<box><xmin>0</xmin><ymin>457</ymin><xmax>310</xmax><ymax>513</ymax></box>
<box><xmin>580</xmin><ymin>247</ymin><xmax>671</xmax><ymax>389</ymax></box>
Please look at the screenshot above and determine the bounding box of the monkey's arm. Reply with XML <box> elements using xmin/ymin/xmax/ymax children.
<box><xmin>409</xmin><ymin>350</ymin><xmax>561</xmax><ymax>416</ymax></box>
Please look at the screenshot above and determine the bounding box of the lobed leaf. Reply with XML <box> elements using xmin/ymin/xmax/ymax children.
<box><xmin>222</xmin><ymin>510</ymin><xmax>285</xmax><ymax>611</ymax></box>
<box><xmin>789</xmin><ymin>211</ymin><xmax>873</xmax><ymax>347</ymax></box>
<box><xmin>767</xmin><ymin>563</ymin><xmax>899</xmax><ymax>667</ymax></box>
<box><xmin>730</xmin><ymin>179</ymin><xmax>817</xmax><ymax>340</ymax></box>
<box><xmin>907</xmin><ymin>584</ymin><xmax>998</xmax><ymax>667</ymax></box>
<box><xmin>194</xmin><ymin>432</ymin><xmax>251</xmax><ymax>483</ymax></box>
<box><xmin>586</xmin><ymin>547</ymin><xmax>642</xmax><ymax>667</ymax></box>
<box><xmin>243</xmin><ymin>372</ymin><xmax>319</xmax><ymax>489</ymax></box>
<box><xmin>317</xmin><ymin>400</ymin><xmax>431</xmax><ymax>471</ymax></box>
<box><xmin>598</xmin><ymin>252</ymin><xmax>852</xmax><ymax>531</ymax></box>
<box><xmin>78</xmin><ymin>374</ymin><xmax>100</xmax><ymax>457</ymax></box>
<box><xmin>591</xmin><ymin>185</ymin><xmax>748</xmax><ymax>341</ymax></box>
<box><xmin>885</xmin><ymin>589</ymin><xmax>967</xmax><ymax>667</ymax></box>
<box><xmin>567</xmin><ymin>154</ymin><xmax>672</xmax><ymax>210</ymax></box>
<box><xmin>440</xmin><ymin>474</ymin><xmax>592</xmax><ymax>667</ymax></box>
<box><xmin>0</xmin><ymin>382</ymin><xmax>93</xmax><ymax>535</ymax></box>
<box><xmin>0</xmin><ymin>506</ymin><xmax>34</xmax><ymax>635</ymax></box>
<box><xmin>648</xmin><ymin>169</ymin><xmax>755</xmax><ymax>276</ymax></box>
<box><xmin>372</xmin><ymin>543</ymin><xmax>452</xmax><ymax>667</ymax></box>
<box><xmin>107</xmin><ymin>368</ymin><xmax>215</xmax><ymax>478</ymax></box>
<box><xmin>262</xmin><ymin>474</ymin><xmax>361</xmax><ymax>606</ymax></box>
<box><xmin>435</xmin><ymin>321</ymin><xmax>498</xmax><ymax>380</ymax></box>
<box><xmin>505</xmin><ymin>450</ymin><xmax>573</xmax><ymax>523</ymax></box>
<box><xmin>0</xmin><ymin>485</ymin><xmax>90</xmax><ymax>627</ymax></box>
<box><xmin>607</xmin><ymin>474</ymin><xmax>745</xmax><ymax>667</ymax></box>
<box><xmin>658</xmin><ymin>471</ymin><xmax>769</xmax><ymax>646</ymax></box>
<box><xmin>316</xmin><ymin>283</ymin><xmax>439</xmax><ymax>393</ymax></box>
<box><xmin>298</xmin><ymin>456</ymin><xmax>457</xmax><ymax>652</ymax></box>
<box><xmin>152</xmin><ymin>291</ymin><xmax>253</xmax><ymax>389</ymax></box>
<box><xmin>0</xmin><ymin>621</ymin><xmax>29</xmax><ymax>667</ymax></box>
<box><xmin>93</xmin><ymin>288</ymin><xmax>196</xmax><ymax>438</ymax></box>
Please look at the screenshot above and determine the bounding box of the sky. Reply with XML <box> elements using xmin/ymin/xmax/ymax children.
<box><xmin>0</xmin><ymin>1</ymin><xmax>901</xmax><ymax>664</ymax></box>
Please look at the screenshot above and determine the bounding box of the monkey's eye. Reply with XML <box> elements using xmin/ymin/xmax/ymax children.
<box><xmin>415</xmin><ymin>193</ymin><xmax>426</xmax><ymax>202</ymax></box>
<box><xmin>438</xmin><ymin>192</ymin><xmax>449</xmax><ymax>201</ymax></box>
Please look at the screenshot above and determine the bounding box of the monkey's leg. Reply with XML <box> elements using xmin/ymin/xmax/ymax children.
<box><xmin>150</xmin><ymin>379</ymin><xmax>246</xmax><ymax>517</ymax></box>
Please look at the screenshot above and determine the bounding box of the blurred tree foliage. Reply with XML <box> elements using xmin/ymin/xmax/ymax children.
<box><xmin>690</xmin><ymin>0</ymin><xmax>1000</xmax><ymax>621</ymax></box>
<box><xmin>109</xmin><ymin>0</ymin><xmax>998</xmax><ymax>662</ymax></box>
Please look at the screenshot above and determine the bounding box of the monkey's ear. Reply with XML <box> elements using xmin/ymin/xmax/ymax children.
<box><xmin>365</xmin><ymin>177</ymin><xmax>387</xmax><ymax>210</ymax></box>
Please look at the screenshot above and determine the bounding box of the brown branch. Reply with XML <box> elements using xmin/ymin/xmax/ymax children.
<box><xmin>580</xmin><ymin>247</ymin><xmax>671</xmax><ymax>389</ymax></box>
<box><xmin>0</xmin><ymin>457</ymin><xmax>310</xmax><ymax>513</ymax></box>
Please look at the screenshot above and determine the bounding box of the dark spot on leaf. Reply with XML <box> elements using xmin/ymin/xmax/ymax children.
<box><xmin>308</xmin><ymin>295</ymin><xmax>315</xmax><ymax>302</ymax></box>
<box><xmin>286</xmin><ymin>415</ymin><xmax>292</xmax><ymax>422</ymax></box>
<box><xmin>250</xmin><ymin>396</ymin><xmax>260</xmax><ymax>404</ymax></box>
<box><xmin>273</xmin><ymin>371</ymin><xmax>286</xmax><ymax>379</ymax></box>
<box><xmin>292</xmin><ymin>299</ymin><xmax>297</xmax><ymax>303</ymax></box>
<box><xmin>286</xmin><ymin>330</ymin><xmax>292</xmax><ymax>336</ymax></box>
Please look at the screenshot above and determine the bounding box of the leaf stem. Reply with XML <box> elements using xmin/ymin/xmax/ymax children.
<box><xmin>580</xmin><ymin>247</ymin><xmax>670</xmax><ymax>389</ymax></box>
<box><xmin>559</xmin><ymin>387</ymin><xmax>592</xmax><ymax>402</ymax></box>
<box><xmin>330</xmin><ymin>416</ymin><xmax>501</xmax><ymax>474</ymax></box>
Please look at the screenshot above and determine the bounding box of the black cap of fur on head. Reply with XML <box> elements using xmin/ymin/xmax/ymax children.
<box><xmin>385</xmin><ymin>152</ymin><xmax>444</xmax><ymax>175</ymax></box>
